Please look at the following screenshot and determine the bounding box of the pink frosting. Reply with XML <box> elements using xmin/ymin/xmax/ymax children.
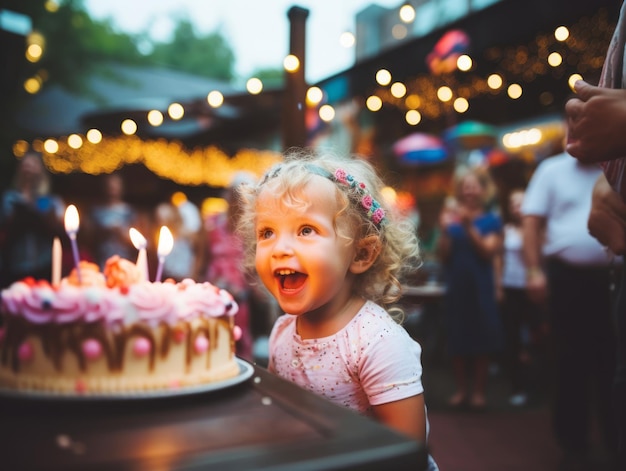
<box><xmin>82</xmin><ymin>286</ymin><xmax>126</xmax><ymax>324</ymax></box>
<box><xmin>178</xmin><ymin>282</ymin><xmax>239</xmax><ymax>319</ymax></box>
<box><xmin>127</xmin><ymin>281</ymin><xmax>178</xmax><ymax>326</ymax></box>
<box><xmin>1</xmin><ymin>281</ymin><xmax>31</xmax><ymax>315</ymax></box>
<box><xmin>1</xmin><ymin>275</ymin><xmax>237</xmax><ymax>328</ymax></box>
<box><xmin>46</xmin><ymin>284</ymin><xmax>88</xmax><ymax>323</ymax></box>
<box><xmin>15</xmin><ymin>283</ymin><xmax>86</xmax><ymax>324</ymax></box>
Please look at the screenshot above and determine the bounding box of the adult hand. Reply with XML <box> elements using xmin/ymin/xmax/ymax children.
<box><xmin>588</xmin><ymin>174</ymin><xmax>626</xmax><ymax>255</ymax></box>
<box><xmin>565</xmin><ymin>80</ymin><xmax>626</xmax><ymax>162</ymax></box>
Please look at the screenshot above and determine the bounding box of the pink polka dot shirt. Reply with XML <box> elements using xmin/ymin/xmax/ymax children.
<box><xmin>268</xmin><ymin>300</ymin><xmax>424</xmax><ymax>416</ymax></box>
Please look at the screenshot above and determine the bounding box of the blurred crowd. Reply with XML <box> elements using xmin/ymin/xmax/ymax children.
<box><xmin>410</xmin><ymin>143</ymin><xmax>621</xmax><ymax>470</ymax></box>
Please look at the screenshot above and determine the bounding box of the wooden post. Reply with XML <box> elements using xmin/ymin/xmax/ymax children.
<box><xmin>282</xmin><ymin>6</ymin><xmax>309</xmax><ymax>151</ymax></box>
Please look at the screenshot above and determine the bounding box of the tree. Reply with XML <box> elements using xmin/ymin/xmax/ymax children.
<box><xmin>252</xmin><ymin>67</ymin><xmax>284</xmax><ymax>88</ymax></box>
<box><xmin>147</xmin><ymin>19</ymin><xmax>235</xmax><ymax>82</ymax></box>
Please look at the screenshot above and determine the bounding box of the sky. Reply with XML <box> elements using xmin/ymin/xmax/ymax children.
<box><xmin>83</xmin><ymin>0</ymin><xmax>401</xmax><ymax>84</ymax></box>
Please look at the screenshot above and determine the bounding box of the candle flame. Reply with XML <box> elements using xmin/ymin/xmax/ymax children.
<box><xmin>157</xmin><ymin>226</ymin><xmax>174</xmax><ymax>257</ymax></box>
<box><xmin>64</xmin><ymin>204</ymin><xmax>80</xmax><ymax>233</ymax></box>
<box><xmin>129</xmin><ymin>227</ymin><xmax>147</xmax><ymax>249</ymax></box>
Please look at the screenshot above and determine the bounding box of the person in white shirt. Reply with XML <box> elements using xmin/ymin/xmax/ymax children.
<box><xmin>522</xmin><ymin>151</ymin><xmax>618</xmax><ymax>467</ymax></box>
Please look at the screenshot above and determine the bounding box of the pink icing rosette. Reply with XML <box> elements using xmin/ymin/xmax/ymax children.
<box><xmin>127</xmin><ymin>281</ymin><xmax>178</xmax><ymax>326</ymax></box>
<box><xmin>178</xmin><ymin>281</ymin><xmax>239</xmax><ymax>319</ymax></box>
<box><xmin>82</xmin><ymin>286</ymin><xmax>127</xmax><ymax>324</ymax></box>
<box><xmin>18</xmin><ymin>283</ymin><xmax>87</xmax><ymax>324</ymax></box>
<box><xmin>1</xmin><ymin>280</ymin><xmax>31</xmax><ymax>315</ymax></box>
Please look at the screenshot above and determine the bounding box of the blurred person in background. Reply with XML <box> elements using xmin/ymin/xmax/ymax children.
<box><xmin>205</xmin><ymin>173</ymin><xmax>258</xmax><ymax>361</ymax></box>
<box><xmin>522</xmin><ymin>150</ymin><xmax>617</xmax><ymax>469</ymax></box>
<box><xmin>0</xmin><ymin>152</ymin><xmax>64</xmax><ymax>287</ymax></box>
<box><xmin>437</xmin><ymin>166</ymin><xmax>504</xmax><ymax>410</ymax></box>
<box><xmin>500</xmin><ymin>188</ymin><xmax>546</xmax><ymax>407</ymax></box>
<box><xmin>90</xmin><ymin>173</ymin><xmax>137</xmax><ymax>271</ymax></box>
<box><xmin>153</xmin><ymin>201</ymin><xmax>205</xmax><ymax>281</ymax></box>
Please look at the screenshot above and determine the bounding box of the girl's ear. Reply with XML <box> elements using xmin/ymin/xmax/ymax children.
<box><xmin>350</xmin><ymin>235</ymin><xmax>381</xmax><ymax>274</ymax></box>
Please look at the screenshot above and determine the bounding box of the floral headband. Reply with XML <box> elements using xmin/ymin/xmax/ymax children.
<box><xmin>260</xmin><ymin>163</ymin><xmax>387</xmax><ymax>229</ymax></box>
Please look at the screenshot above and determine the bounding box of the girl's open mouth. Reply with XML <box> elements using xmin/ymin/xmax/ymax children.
<box><xmin>275</xmin><ymin>269</ymin><xmax>307</xmax><ymax>290</ymax></box>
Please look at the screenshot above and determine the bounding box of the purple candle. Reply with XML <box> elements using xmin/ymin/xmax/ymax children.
<box><xmin>64</xmin><ymin>204</ymin><xmax>82</xmax><ymax>284</ymax></box>
<box><xmin>155</xmin><ymin>226</ymin><xmax>174</xmax><ymax>282</ymax></box>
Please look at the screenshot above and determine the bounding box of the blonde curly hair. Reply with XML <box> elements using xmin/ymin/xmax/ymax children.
<box><xmin>235</xmin><ymin>149</ymin><xmax>421</xmax><ymax>318</ymax></box>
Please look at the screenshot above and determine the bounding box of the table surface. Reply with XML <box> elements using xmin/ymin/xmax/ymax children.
<box><xmin>0</xmin><ymin>362</ymin><xmax>427</xmax><ymax>471</ymax></box>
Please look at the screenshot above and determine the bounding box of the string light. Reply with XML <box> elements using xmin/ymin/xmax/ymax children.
<box><xmin>167</xmin><ymin>103</ymin><xmax>184</xmax><ymax>120</ymax></box>
<box><xmin>319</xmin><ymin>104</ymin><xmax>335</xmax><ymax>122</ymax></box>
<box><xmin>399</xmin><ymin>3</ymin><xmax>416</xmax><ymax>23</ymax></box>
<box><xmin>283</xmin><ymin>55</ymin><xmax>300</xmax><ymax>73</ymax></box>
<box><xmin>32</xmin><ymin>135</ymin><xmax>282</xmax><ymax>188</ymax></box>
<box><xmin>368</xmin><ymin>9</ymin><xmax>611</xmax><ymax>122</ymax></box>
<box><xmin>339</xmin><ymin>31</ymin><xmax>355</xmax><ymax>48</ymax></box>
<box><xmin>16</xmin><ymin>6</ymin><xmax>612</xmax><ymax>178</ymax></box>
<box><xmin>405</xmin><ymin>109</ymin><xmax>421</xmax><ymax>125</ymax></box>
<box><xmin>375</xmin><ymin>69</ymin><xmax>392</xmax><ymax>86</ymax></box>
<box><xmin>207</xmin><ymin>90</ymin><xmax>224</xmax><ymax>107</ymax></box>
<box><xmin>147</xmin><ymin>110</ymin><xmax>164</xmax><ymax>126</ymax></box>
<box><xmin>306</xmin><ymin>86</ymin><xmax>323</xmax><ymax>106</ymax></box>
<box><xmin>246</xmin><ymin>77</ymin><xmax>263</xmax><ymax>94</ymax></box>
<box><xmin>366</xmin><ymin>95</ymin><xmax>383</xmax><ymax>111</ymax></box>
<box><xmin>86</xmin><ymin>129</ymin><xmax>102</xmax><ymax>144</ymax></box>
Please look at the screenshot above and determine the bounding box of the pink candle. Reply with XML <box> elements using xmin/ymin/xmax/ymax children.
<box><xmin>129</xmin><ymin>228</ymin><xmax>149</xmax><ymax>281</ymax></box>
<box><xmin>51</xmin><ymin>237</ymin><xmax>62</xmax><ymax>286</ymax></box>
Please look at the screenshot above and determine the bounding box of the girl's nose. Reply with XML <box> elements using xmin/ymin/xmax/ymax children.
<box><xmin>272</xmin><ymin>234</ymin><xmax>295</xmax><ymax>258</ymax></box>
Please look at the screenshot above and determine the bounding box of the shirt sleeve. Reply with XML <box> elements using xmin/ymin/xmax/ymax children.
<box><xmin>358</xmin><ymin>325</ymin><xmax>424</xmax><ymax>406</ymax></box>
<box><xmin>521</xmin><ymin>160</ymin><xmax>552</xmax><ymax>217</ymax></box>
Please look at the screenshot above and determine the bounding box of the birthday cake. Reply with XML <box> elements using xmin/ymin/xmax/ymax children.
<box><xmin>0</xmin><ymin>256</ymin><xmax>241</xmax><ymax>395</ymax></box>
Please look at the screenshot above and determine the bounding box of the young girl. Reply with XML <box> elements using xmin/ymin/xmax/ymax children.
<box><xmin>437</xmin><ymin>167</ymin><xmax>504</xmax><ymax>410</ymax></box>
<box><xmin>237</xmin><ymin>151</ymin><xmax>438</xmax><ymax>470</ymax></box>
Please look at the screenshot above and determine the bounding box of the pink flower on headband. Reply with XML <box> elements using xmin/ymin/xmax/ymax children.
<box><xmin>361</xmin><ymin>194</ymin><xmax>373</xmax><ymax>210</ymax></box>
<box><xmin>372</xmin><ymin>208</ymin><xmax>386</xmax><ymax>225</ymax></box>
<box><xmin>334</xmin><ymin>168</ymin><xmax>348</xmax><ymax>183</ymax></box>
<box><xmin>331</xmin><ymin>167</ymin><xmax>386</xmax><ymax>229</ymax></box>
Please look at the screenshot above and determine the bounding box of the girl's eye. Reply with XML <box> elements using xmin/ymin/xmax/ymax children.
<box><xmin>258</xmin><ymin>228</ymin><xmax>273</xmax><ymax>240</ymax></box>
<box><xmin>300</xmin><ymin>226</ymin><xmax>314</xmax><ymax>236</ymax></box>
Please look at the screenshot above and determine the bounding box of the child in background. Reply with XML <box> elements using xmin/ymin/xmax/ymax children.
<box><xmin>237</xmin><ymin>151</ymin><xmax>438</xmax><ymax>470</ymax></box>
<box><xmin>500</xmin><ymin>188</ymin><xmax>535</xmax><ymax>406</ymax></box>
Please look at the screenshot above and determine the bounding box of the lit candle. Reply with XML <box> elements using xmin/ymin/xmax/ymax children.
<box><xmin>51</xmin><ymin>237</ymin><xmax>62</xmax><ymax>286</ymax></box>
<box><xmin>129</xmin><ymin>228</ymin><xmax>149</xmax><ymax>282</ymax></box>
<box><xmin>155</xmin><ymin>226</ymin><xmax>174</xmax><ymax>282</ymax></box>
<box><xmin>64</xmin><ymin>204</ymin><xmax>82</xmax><ymax>284</ymax></box>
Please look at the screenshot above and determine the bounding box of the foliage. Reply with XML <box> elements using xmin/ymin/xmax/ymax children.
<box><xmin>148</xmin><ymin>19</ymin><xmax>235</xmax><ymax>82</ymax></box>
<box><xmin>251</xmin><ymin>67</ymin><xmax>284</xmax><ymax>88</ymax></box>
<box><xmin>4</xmin><ymin>0</ymin><xmax>236</xmax><ymax>96</ymax></box>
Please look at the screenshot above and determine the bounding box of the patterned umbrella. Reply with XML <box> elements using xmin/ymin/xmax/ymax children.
<box><xmin>392</xmin><ymin>133</ymin><xmax>450</xmax><ymax>167</ymax></box>
<box><xmin>443</xmin><ymin>121</ymin><xmax>498</xmax><ymax>149</ymax></box>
